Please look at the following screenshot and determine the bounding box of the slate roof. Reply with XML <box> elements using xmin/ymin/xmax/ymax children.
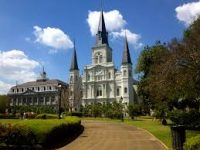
<box><xmin>70</xmin><ymin>44</ymin><xmax>79</xmax><ymax>71</ymax></box>
<box><xmin>122</xmin><ymin>36</ymin><xmax>132</xmax><ymax>65</ymax></box>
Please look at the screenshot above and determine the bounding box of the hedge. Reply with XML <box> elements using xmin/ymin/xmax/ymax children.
<box><xmin>184</xmin><ymin>135</ymin><xmax>200</xmax><ymax>150</ymax></box>
<box><xmin>0</xmin><ymin>124</ymin><xmax>35</xmax><ymax>145</ymax></box>
<box><xmin>0</xmin><ymin>114</ymin><xmax>17</xmax><ymax>119</ymax></box>
<box><xmin>35</xmin><ymin>113</ymin><xmax>58</xmax><ymax>119</ymax></box>
<box><xmin>0</xmin><ymin>117</ymin><xmax>83</xmax><ymax>149</ymax></box>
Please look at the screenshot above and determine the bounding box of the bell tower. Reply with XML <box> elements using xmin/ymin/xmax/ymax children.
<box><xmin>92</xmin><ymin>10</ymin><xmax>112</xmax><ymax>65</ymax></box>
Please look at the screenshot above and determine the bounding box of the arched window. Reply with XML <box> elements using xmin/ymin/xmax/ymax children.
<box><xmin>88</xmin><ymin>74</ymin><xmax>90</xmax><ymax>81</ymax></box>
<box><xmin>95</xmin><ymin>52</ymin><xmax>103</xmax><ymax>64</ymax></box>
<box><xmin>117</xmin><ymin>88</ymin><xmax>120</xmax><ymax>96</ymax></box>
<box><xmin>123</xmin><ymin>70</ymin><xmax>127</xmax><ymax>76</ymax></box>
<box><xmin>96</xmin><ymin>86</ymin><xmax>102</xmax><ymax>97</ymax></box>
<box><xmin>99</xmin><ymin>55</ymin><xmax>103</xmax><ymax>63</ymax></box>
<box><xmin>95</xmin><ymin>56</ymin><xmax>98</xmax><ymax>64</ymax></box>
<box><xmin>70</xmin><ymin>76</ymin><xmax>73</xmax><ymax>83</ymax></box>
<box><xmin>124</xmin><ymin>87</ymin><xmax>127</xmax><ymax>94</ymax></box>
<box><xmin>108</xmin><ymin>72</ymin><xmax>111</xmax><ymax>79</ymax></box>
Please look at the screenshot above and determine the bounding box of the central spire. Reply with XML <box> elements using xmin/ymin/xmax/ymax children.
<box><xmin>96</xmin><ymin>10</ymin><xmax>109</xmax><ymax>46</ymax></box>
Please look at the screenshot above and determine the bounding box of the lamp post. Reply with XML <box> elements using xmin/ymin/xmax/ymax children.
<box><xmin>120</xmin><ymin>96</ymin><xmax>124</xmax><ymax>122</ymax></box>
<box><xmin>58</xmin><ymin>84</ymin><xmax>62</xmax><ymax>119</ymax></box>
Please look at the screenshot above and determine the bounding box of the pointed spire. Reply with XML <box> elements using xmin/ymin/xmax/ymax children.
<box><xmin>96</xmin><ymin>9</ymin><xmax>109</xmax><ymax>45</ymax></box>
<box><xmin>70</xmin><ymin>41</ymin><xmax>79</xmax><ymax>71</ymax></box>
<box><xmin>40</xmin><ymin>66</ymin><xmax>47</xmax><ymax>80</ymax></box>
<box><xmin>122</xmin><ymin>32</ymin><xmax>132</xmax><ymax>65</ymax></box>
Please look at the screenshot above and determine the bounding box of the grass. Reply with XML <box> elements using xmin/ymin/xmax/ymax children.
<box><xmin>83</xmin><ymin>116</ymin><xmax>200</xmax><ymax>149</ymax></box>
<box><xmin>0</xmin><ymin>116</ymin><xmax>81</xmax><ymax>144</ymax></box>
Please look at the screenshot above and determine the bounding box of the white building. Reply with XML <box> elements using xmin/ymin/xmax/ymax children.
<box><xmin>69</xmin><ymin>10</ymin><xmax>138</xmax><ymax>111</ymax></box>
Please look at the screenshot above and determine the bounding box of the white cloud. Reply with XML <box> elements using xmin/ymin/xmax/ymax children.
<box><xmin>112</xmin><ymin>29</ymin><xmax>143</xmax><ymax>48</ymax></box>
<box><xmin>0</xmin><ymin>50</ymin><xmax>39</xmax><ymax>93</ymax></box>
<box><xmin>33</xmin><ymin>26</ymin><xmax>73</xmax><ymax>50</ymax></box>
<box><xmin>87</xmin><ymin>10</ymin><xmax>143</xmax><ymax>49</ymax></box>
<box><xmin>87</xmin><ymin>10</ymin><xmax>126</xmax><ymax>36</ymax></box>
<box><xmin>0</xmin><ymin>81</ymin><xmax>12</xmax><ymax>95</ymax></box>
<box><xmin>175</xmin><ymin>1</ymin><xmax>200</xmax><ymax>26</ymax></box>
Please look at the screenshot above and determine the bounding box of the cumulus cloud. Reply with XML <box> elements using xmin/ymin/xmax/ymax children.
<box><xmin>87</xmin><ymin>10</ymin><xmax>143</xmax><ymax>49</ymax></box>
<box><xmin>87</xmin><ymin>10</ymin><xmax>126</xmax><ymax>36</ymax></box>
<box><xmin>33</xmin><ymin>26</ymin><xmax>73</xmax><ymax>50</ymax></box>
<box><xmin>112</xmin><ymin>29</ymin><xmax>143</xmax><ymax>48</ymax></box>
<box><xmin>0</xmin><ymin>81</ymin><xmax>12</xmax><ymax>94</ymax></box>
<box><xmin>0</xmin><ymin>50</ymin><xmax>39</xmax><ymax>93</ymax></box>
<box><xmin>175</xmin><ymin>1</ymin><xmax>200</xmax><ymax>26</ymax></box>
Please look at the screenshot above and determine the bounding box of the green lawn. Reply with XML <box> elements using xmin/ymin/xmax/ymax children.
<box><xmin>0</xmin><ymin>116</ymin><xmax>81</xmax><ymax>144</ymax></box>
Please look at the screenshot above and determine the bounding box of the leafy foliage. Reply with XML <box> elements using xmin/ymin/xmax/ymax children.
<box><xmin>0</xmin><ymin>124</ymin><xmax>36</xmax><ymax>145</ymax></box>
<box><xmin>184</xmin><ymin>135</ymin><xmax>200</xmax><ymax>150</ymax></box>
<box><xmin>82</xmin><ymin>101</ymin><xmax>124</xmax><ymax>119</ymax></box>
<box><xmin>169</xmin><ymin>110</ymin><xmax>200</xmax><ymax>126</ymax></box>
<box><xmin>0</xmin><ymin>95</ymin><xmax>10</xmax><ymax>113</ymax></box>
<box><xmin>13</xmin><ymin>105</ymin><xmax>56</xmax><ymax>114</ymax></box>
<box><xmin>136</xmin><ymin>16</ymin><xmax>200</xmax><ymax>125</ymax></box>
<box><xmin>128</xmin><ymin>104</ymin><xmax>141</xmax><ymax>119</ymax></box>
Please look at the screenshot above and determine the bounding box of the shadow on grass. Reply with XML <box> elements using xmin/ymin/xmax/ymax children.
<box><xmin>43</xmin><ymin>124</ymin><xmax>84</xmax><ymax>149</ymax></box>
<box><xmin>0</xmin><ymin>125</ymin><xmax>84</xmax><ymax>150</ymax></box>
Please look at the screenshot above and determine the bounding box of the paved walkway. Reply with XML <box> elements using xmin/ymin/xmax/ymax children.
<box><xmin>58</xmin><ymin>120</ymin><xmax>167</xmax><ymax>150</ymax></box>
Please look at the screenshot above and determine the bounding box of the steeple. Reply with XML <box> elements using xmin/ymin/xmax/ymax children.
<box><xmin>70</xmin><ymin>41</ymin><xmax>79</xmax><ymax>71</ymax></box>
<box><xmin>96</xmin><ymin>10</ymin><xmax>109</xmax><ymax>46</ymax></box>
<box><xmin>122</xmin><ymin>34</ymin><xmax>132</xmax><ymax>65</ymax></box>
<box><xmin>37</xmin><ymin>66</ymin><xmax>48</xmax><ymax>81</ymax></box>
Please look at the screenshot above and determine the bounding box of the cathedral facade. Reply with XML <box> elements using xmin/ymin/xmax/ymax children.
<box><xmin>69</xmin><ymin>10</ymin><xmax>138</xmax><ymax>111</ymax></box>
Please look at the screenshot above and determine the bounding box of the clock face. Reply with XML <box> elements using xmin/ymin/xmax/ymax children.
<box><xmin>95</xmin><ymin>69</ymin><xmax>103</xmax><ymax>75</ymax></box>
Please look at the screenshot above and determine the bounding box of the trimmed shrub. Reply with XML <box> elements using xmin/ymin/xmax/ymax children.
<box><xmin>0</xmin><ymin>113</ymin><xmax>17</xmax><ymax>119</ymax></box>
<box><xmin>0</xmin><ymin>124</ymin><xmax>36</xmax><ymax>145</ymax></box>
<box><xmin>35</xmin><ymin>114</ymin><xmax>58</xmax><ymax>119</ymax></box>
<box><xmin>0</xmin><ymin>117</ymin><xmax>82</xmax><ymax>149</ymax></box>
<box><xmin>67</xmin><ymin>112</ymin><xmax>83</xmax><ymax>117</ymax></box>
<box><xmin>184</xmin><ymin>135</ymin><xmax>200</xmax><ymax>150</ymax></box>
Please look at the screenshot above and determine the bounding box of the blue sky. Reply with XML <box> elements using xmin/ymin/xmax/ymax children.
<box><xmin>0</xmin><ymin>0</ymin><xmax>200</xmax><ymax>94</ymax></box>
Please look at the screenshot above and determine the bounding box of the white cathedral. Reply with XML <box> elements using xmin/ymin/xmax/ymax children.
<box><xmin>69</xmin><ymin>10</ymin><xmax>138</xmax><ymax>111</ymax></box>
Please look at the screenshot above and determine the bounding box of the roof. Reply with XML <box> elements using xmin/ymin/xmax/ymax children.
<box><xmin>11</xmin><ymin>79</ymin><xmax>68</xmax><ymax>88</ymax></box>
<box><xmin>96</xmin><ymin>10</ymin><xmax>109</xmax><ymax>46</ymax></box>
<box><xmin>122</xmin><ymin>35</ymin><xmax>132</xmax><ymax>65</ymax></box>
<box><xmin>70</xmin><ymin>43</ymin><xmax>79</xmax><ymax>71</ymax></box>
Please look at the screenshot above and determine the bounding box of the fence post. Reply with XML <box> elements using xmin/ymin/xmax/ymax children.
<box><xmin>171</xmin><ymin>125</ymin><xmax>186</xmax><ymax>150</ymax></box>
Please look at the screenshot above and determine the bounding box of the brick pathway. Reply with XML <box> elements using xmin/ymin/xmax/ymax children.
<box><xmin>58</xmin><ymin>120</ymin><xmax>167</xmax><ymax>150</ymax></box>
